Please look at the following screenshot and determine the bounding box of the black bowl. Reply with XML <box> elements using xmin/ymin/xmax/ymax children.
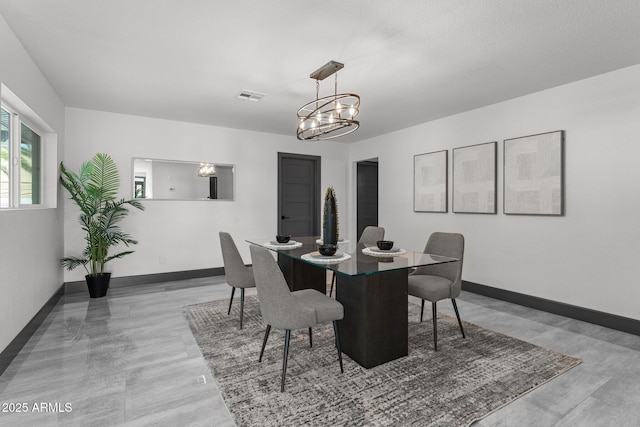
<box><xmin>276</xmin><ymin>234</ymin><xmax>291</xmax><ymax>243</ymax></box>
<box><xmin>318</xmin><ymin>244</ymin><xmax>337</xmax><ymax>256</ymax></box>
<box><xmin>376</xmin><ymin>240</ymin><xmax>394</xmax><ymax>250</ymax></box>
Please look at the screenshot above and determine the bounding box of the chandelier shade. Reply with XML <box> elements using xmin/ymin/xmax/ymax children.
<box><xmin>296</xmin><ymin>61</ymin><xmax>360</xmax><ymax>141</ymax></box>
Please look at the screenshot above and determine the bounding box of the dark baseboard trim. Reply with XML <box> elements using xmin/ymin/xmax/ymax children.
<box><xmin>462</xmin><ymin>280</ymin><xmax>640</xmax><ymax>337</ymax></box>
<box><xmin>0</xmin><ymin>284</ymin><xmax>65</xmax><ymax>376</ymax></box>
<box><xmin>64</xmin><ymin>267</ymin><xmax>226</xmax><ymax>294</ymax></box>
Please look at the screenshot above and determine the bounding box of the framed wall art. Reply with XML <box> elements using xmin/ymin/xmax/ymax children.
<box><xmin>453</xmin><ymin>141</ymin><xmax>497</xmax><ymax>214</ymax></box>
<box><xmin>504</xmin><ymin>130</ymin><xmax>564</xmax><ymax>215</ymax></box>
<box><xmin>414</xmin><ymin>150</ymin><xmax>448</xmax><ymax>212</ymax></box>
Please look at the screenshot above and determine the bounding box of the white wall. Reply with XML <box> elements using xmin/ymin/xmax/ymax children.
<box><xmin>348</xmin><ymin>65</ymin><xmax>640</xmax><ymax>321</ymax></box>
<box><xmin>151</xmin><ymin>160</ymin><xmax>210</xmax><ymax>200</ymax></box>
<box><xmin>0</xmin><ymin>14</ymin><xmax>65</xmax><ymax>353</ymax></box>
<box><xmin>63</xmin><ymin>108</ymin><xmax>348</xmax><ymax>282</ymax></box>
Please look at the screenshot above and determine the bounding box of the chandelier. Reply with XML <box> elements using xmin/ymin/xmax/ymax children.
<box><xmin>296</xmin><ymin>60</ymin><xmax>360</xmax><ymax>141</ymax></box>
<box><xmin>197</xmin><ymin>163</ymin><xmax>216</xmax><ymax>177</ymax></box>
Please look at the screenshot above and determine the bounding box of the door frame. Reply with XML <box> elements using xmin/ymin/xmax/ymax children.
<box><xmin>277</xmin><ymin>152</ymin><xmax>321</xmax><ymax>235</ymax></box>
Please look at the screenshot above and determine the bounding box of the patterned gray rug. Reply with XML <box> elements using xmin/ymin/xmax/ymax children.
<box><xmin>183</xmin><ymin>296</ymin><xmax>580</xmax><ymax>426</ymax></box>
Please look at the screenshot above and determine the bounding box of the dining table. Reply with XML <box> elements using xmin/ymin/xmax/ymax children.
<box><xmin>246</xmin><ymin>236</ymin><xmax>459</xmax><ymax>368</ymax></box>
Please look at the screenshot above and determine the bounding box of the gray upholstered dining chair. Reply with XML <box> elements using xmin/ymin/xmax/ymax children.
<box><xmin>408</xmin><ymin>232</ymin><xmax>465</xmax><ymax>351</ymax></box>
<box><xmin>249</xmin><ymin>244</ymin><xmax>344</xmax><ymax>392</ymax></box>
<box><xmin>358</xmin><ymin>225</ymin><xmax>386</xmax><ymax>247</ymax></box>
<box><xmin>219</xmin><ymin>232</ymin><xmax>256</xmax><ymax>329</ymax></box>
<box><xmin>328</xmin><ymin>225</ymin><xmax>385</xmax><ymax>297</ymax></box>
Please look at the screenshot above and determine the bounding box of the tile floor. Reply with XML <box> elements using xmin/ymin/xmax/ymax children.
<box><xmin>0</xmin><ymin>276</ymin><xmax>639</xmax><ymax>426</ymax></box>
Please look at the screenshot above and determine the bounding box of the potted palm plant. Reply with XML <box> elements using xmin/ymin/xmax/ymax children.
<box><xmin>60</xmin><ymin>153</ymin><xmax>144</xmax><ymax>298</ymax></box>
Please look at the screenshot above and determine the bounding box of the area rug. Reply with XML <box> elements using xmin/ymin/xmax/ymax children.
<box><xmin>183</xmin><ymin>296</ymin><xmax>580</xmax><ymax>426</ymax></box>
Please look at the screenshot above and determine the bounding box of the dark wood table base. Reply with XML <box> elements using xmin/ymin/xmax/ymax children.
<box><xmin>279</xmin><ymin>255</ymin><xmax>408</xmax><ymax>368</ymax></box>
<box><xmin>278</xmin><ymin>254</ymin><xmax>327</xmax><ymax>294</ymax></box>
<box><xmin>336</xmin><ymin>269</ymin><xmax>408</xmax><ymax>368</ymax></box>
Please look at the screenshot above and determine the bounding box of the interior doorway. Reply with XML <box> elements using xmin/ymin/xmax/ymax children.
<box><xmin>356</xmin><ymin>159</ymin><xmax>379</xmax><ymax>240</ymax></box>
<box><xmin>278</xmin><ymin>153</ymin><xmax>321</xmax><ymax>237</ymax></box>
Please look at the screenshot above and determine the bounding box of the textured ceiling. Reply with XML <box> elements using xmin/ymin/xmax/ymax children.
<box><xmin>1</xmin><ymin>0</ymin><xmax>639</xmax><ymax>142</ymax></box>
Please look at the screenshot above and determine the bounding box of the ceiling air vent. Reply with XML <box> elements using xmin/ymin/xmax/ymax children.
<box><xmin>236</xmin><ymin>90</ymin><xmax>266</xmax><ymax>102</ymax></box>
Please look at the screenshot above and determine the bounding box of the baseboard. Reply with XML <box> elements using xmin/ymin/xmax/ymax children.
<box><xmin>64</xmin><ymin>267</ymin><xmax>226</xmax><ymax>293</ymax></box>
<box><xmin>462</xmin><ymin>280</ymin><xmax>640</xmax><ymax>337</ymax></box>
<box><xmin>0</xmin><ymin>284</ymin><xmax>64</xmax><ymax>376</ymax></box>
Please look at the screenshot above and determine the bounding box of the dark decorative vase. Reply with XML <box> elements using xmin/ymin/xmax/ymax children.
<box><xmin>86</xmin><ymin>273</ymin><xmax>111</xmax><ymax>298</ymax></box>
<box><xmin>319</xmin><ymin>244</ymin><xmax>337</xmax><ymax>256</ymax></box>
<box><xmin>322</xmin><ymin>187</ymin><xmax>339</xmax><ymax>245</ymax></box>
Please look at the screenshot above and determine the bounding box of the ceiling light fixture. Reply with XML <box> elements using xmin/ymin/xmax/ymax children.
<box><xmin>296</xmin><ymin>60</ymin><xmax>360</xmax><ymax>141</ymax></box>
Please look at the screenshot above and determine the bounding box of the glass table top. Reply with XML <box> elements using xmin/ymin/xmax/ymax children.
<box><xmin>246</xmin><ymin>236</ymin><xmax>458</xmax><ymax>277</ymax></box>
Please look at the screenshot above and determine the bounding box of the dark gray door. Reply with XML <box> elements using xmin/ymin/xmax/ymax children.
<box><xmin>278</xmin><ymin>153</ymin><xmax>321</xmax><ymax>237</ymax></box>
<box><xmin>357</xmin><ymin>160</ymin><xmax>379</xmax><ymax>240</ymax></box>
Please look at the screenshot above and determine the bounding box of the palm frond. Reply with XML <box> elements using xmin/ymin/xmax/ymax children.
<box><xmin>103</xmin><ymin>251</ymin><xmax>135</xmax><ymax>264</ymax></box>
<box><xmin>88</xmin><ymin>153</ymin><xmax>119</xmax><ymax>204</ymax></box>
<box><xmin>61</xmin><ymin>257</ymin><xmax>89</xmax><ymax>274</ymax></box>
<box><xmin>60</xmin><ymin>161</ymin><xmax>90</xmax><ymax>212</ymax></box>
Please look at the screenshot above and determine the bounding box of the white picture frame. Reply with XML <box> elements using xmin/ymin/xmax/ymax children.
<box><xmin>414</xmin><ymin>150</ymin><xmax>448</xmax><ymax>212</ymax></box>
<box><xmin>504</xmin><ymin>131</ymin><xmax>564</xmax><ymax>215</ymax></box>
<box><xmin>453</xmin><ymin>141</ymin><xmax>497</xmax><ymax>214</ymax></box>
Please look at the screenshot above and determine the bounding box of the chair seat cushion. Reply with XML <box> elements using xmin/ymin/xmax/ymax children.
<box><xmin>408</xmin><ymin>274</ymin><xmax>452</xmax><ymax>302</ymax></box>
<box><xmin>292</xmin><ymin>289</ymin><xmax>344</xmax><ymax>324</ymax></box>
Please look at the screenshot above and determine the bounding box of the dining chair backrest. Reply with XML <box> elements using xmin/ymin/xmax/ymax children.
<box><xmin>415</xmin><ymin>232</ymin><xmax>465</xmax><ymax>296</ymax></box>
<box><xmin>249</xmin><ymin>245</ymin><xmax>315</xmax><ymax>329</ymax></box>
<box><xmin>219</xmin><ymin>232</ymin><xmax>254</xmax><ymax>288</ymax></box>
<box><xmin>359</xmin><ymin>226</ymin><xmax>385</xmax><ymax>247</ymax></box>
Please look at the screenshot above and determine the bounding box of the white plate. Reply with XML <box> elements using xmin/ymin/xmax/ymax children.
<box><xmin>369</xmin><ymin>247</ymin><xmax>401</xmax><ymax>253</ymax></box>
<box><xmin>362</xmin><ymin>247</ymin><xmax>406</xmax><ymax>257</ymax></box>
<box><xmin>301</xmin><ymin>252</ymin><xmax>351</xmax><ymax>264</ymax></box>
<box><xmin>308</xmin><ymin>251</ymin><xmax>344</xmax><ymax>259</ymax></box>
<box><xmin>315</xmin><ymin>239</ymin><xmax>348</xmax><ymax>244</ymax></box>
<box><xmin>269</xmin><ymin>240</ymin><xmax>298</xmax><ymax>246</ymax></box>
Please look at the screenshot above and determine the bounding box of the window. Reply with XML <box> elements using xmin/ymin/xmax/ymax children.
<box><xmin>1</xmin><ymin>84</ymin><xmax>57</xmax><ymax>210</ymax></box>
<box><xmin>0</xmin><ymin>108</ymin><xmax>8</xmax><ymax>206</ymax></box>
<box><xmin>1</xmin><ymin>103</ymin><xmax>43</xmax><ymax>208</ymax></box>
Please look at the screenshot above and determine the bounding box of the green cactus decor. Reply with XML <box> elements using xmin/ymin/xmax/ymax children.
<box><xmin>322</xmin><ymin>186</ymin><xmax>339</xmax><ymax>245</ymax></box>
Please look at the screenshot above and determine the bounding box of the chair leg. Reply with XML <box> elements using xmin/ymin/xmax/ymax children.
<box><xmin>420</xmin><ymin>299</ymin><xmax>425</xmax><ymax>322</ymax></box>
<box><xmin>227</xmin><ymin>287</ymin><xmax>235</xmax><ymax>315</ymax></box>
<box><xmin>240</xmin><ymin>288</ymin><xmax>245</xmax><ymax>329</ymax></box>
<box><xmin>333</xmin><ymin>320</ymin><xmax>344</xmax><ymax>373</ymax></box>
<box><xmin>309</xmin><ymin>327</ymin><xmax>313</xmax><ymax>348</ymax></box>
<box><xmin>451</xmin><ymin>299</ymin><xmax>466</xmax><ymax>338</ymax></box>
<box><xmin>281</xmin><ymin>329</ymin><xmax>291</xmax><ymax>392</ymax></box>
<box><xmin>432</xmin><ymin>301</ymin><xmax>438</xmax><ymax>352</ymax></box>
<box><xmin>329</xmin><ymin>272</ymin><xmax>336</xmax><ymax>297</ymax></box>
<box><xmin>259</xmin><ymin>325</ymin><xmax>271</xmax><ymax>362</ymax></box>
